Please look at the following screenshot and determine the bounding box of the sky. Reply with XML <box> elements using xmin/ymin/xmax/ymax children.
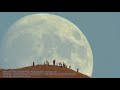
<box><xmin>0</xmin><ymin>12</ymin><xmax>120</xmax><ymax>78</ymax></box>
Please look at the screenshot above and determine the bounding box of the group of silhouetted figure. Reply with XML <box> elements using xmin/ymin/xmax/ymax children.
<box><xmin>32</xmin><ymin>59</ymin><xmax>79</xmax><ymax>72</ymax></box>
<box><xmin>44</xmin><ymin>59</ymin><xmax>71</xmax><ymax>68</ymax></box>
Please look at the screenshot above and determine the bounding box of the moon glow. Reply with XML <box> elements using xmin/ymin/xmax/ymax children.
<box><xmin>0</xmin><ymin>14</ymin><xmax>93</xmax><ymax>77</ymax></box>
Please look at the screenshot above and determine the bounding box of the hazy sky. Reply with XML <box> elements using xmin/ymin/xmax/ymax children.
<box><xmin>0</xmin><ymin>12</ymin><xmax>120</xmax><ymax>78</ymax></box>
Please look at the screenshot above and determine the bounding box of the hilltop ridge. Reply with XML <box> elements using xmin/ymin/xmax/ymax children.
<box><xmin>0</xmin><ymin>65</ymin><xmax>90</xmax><ymax>78</ymax></box>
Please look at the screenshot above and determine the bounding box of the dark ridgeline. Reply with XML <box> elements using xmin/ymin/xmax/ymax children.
<box><xmin>0</xmin><ymin>59</ymin><xmax>89</xmax><ymax>78</ymax></box>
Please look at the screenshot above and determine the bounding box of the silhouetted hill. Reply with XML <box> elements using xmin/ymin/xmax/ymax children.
<box><xmin>0</xmin><ymin>65</ymin><xmax>90</xmax><ymax>78</ymax></box>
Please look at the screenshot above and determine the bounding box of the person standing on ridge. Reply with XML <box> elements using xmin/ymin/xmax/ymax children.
<box><xmin>63</xmin><ymin>62</ymin><xmax>65</xmax><ymax>67</ymax></box>
<box><xmin>77</xmin><ymin>68</ymin><xmax>79</xmax><ymax>72</ymax></box>
<box><xmin>46</xmin><ymin>60</ymin><xmax>49</xmax><ymax>66</ymax></box>
<box><xmin>53</xmin><ymin>59</ymin><xmax>56</xmax><ymax>65</ymax></box>
<box><xmin>69</xmin><ymin>66</ymin><xmax>71</xmax><ymax>69</ymax></box>
<box><xmin>33</xmin><ymin>61</ymin><xmax>35</xmax><ymax>66</ymax></box>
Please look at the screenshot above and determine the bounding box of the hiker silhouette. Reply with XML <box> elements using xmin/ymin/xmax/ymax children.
<box><xmin>77</xmin><ymin>68</ymin><xmax>79</xmax><ymax>72</ymax></box>
<box><xmin>44</xmin><ymin>62</ymin><xmax>45</xmax><ymax>65</ymax></box>
<box><xmin>46</xmin><ymin>60</ymin><xmax>49</xmax><ymax>66</ymax></box>
<box><xmin>69</xmin><ymin>66</ymin><xmax>71</xmax><ymax>69</ymax></box>
<box><xmin>63</xmin><ymin>62</ymin><xmax>65</xmax><ymax>67</ymax></box>
<box><xmin>59</xmin><ymin>63</ymin><xmax>62</xmax><ymax>67</ymax></box>
<box><xmin>53</xmin><ymin>60</ymin><xmax>56</xmax><ymax>65</ymax></box>
<box><xmin>33</xmin><ymin>61</ymin><xmax>35</xmax><ymax>66</ymax></box>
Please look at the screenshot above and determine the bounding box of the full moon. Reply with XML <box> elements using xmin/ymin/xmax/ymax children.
<box><xmin>0</xmin><ymin>14</ymin><xmax>93</xmax><ymax>77</ymax></box>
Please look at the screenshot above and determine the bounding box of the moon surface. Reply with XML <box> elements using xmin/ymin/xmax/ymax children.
<box><xmin>0</xmin><ymin>14</ymin><xmax>93</xmax><ymax>77</ymax></box>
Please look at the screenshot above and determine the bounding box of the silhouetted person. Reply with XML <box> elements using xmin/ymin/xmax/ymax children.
<box><xmin>59</xmin><ymin>63</ymin><xmax>62</xmax><ymax>67</ymax></box>
<box><xmin>53</xmin><ymin>60</ymin><xmax>56</xmax><ymax>65</ymax></box>
<box><xmin>44</xmin><ymin>62</ymin><xmax>45</xmax><ymax>65</ymax></box>
<box><xmin>46</xmin><ymin>60</ymin><xmax>49</xmax><ymax>66</ymax></box>
<box><xmin>33</xmin><ymin>61</ymin><xmax>35</xmax><ymax>66</ymax></box>
<box><xmin>69</xmin><ymin>66</ymin><xmax>71</xmax><ymax>69</ymax></box>
<box><xmin>63</xmin><ymin>62</ymin><xmax>65</xmax><ymax>67</ymax></box>
<box><xmin>64</xmin><ymin>63</ymin><xmax>67</xmax><ymax>68</ymax></box>
<box><xmin>77</xmin><ymin>68</ymin><xmax>79</xmax><ymax>72</ymax></box>
<box><xmin>48</xmin><ymin>62</ymin><xmax>49</xmax><ymax>66</ymax></box>
<box><xmin>59</xmin><ymin>63</ymin><xmax>61</xmax><ymax>66</ymax></box>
